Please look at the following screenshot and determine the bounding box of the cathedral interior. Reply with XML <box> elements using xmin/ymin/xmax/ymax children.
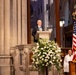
<box><xmin>0</xmin><ymin>0</ymin><xmax>76</xmax><ymax>75</ymax></box>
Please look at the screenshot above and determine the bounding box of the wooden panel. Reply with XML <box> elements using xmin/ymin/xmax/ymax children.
<box><xmin>63</xmin><ymin>24</ymin><xmax>73</xmax><ymax>35</ymax></box>
<box><xmin>69</xmin><ymin>61</ymin><xmax>76</xmax><ymax>75</ymax></box>
<box><xmin>54</xmin><ymin>0</ymin><xmax>61</xmax><ymax>46</ymax></box>
<box><xmin>27</xmin><ymin>0</ymin><xmax>31</xmax><ymax>44</ymax></box>
<box><xmin>63</xmin><ymin>24</ymin><xmax>73</xmax><ymax>47</ymax></box>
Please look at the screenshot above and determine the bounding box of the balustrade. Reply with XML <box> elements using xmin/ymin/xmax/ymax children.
<box><xmin>10</xmin><ymin>44</ymin><xmax>61</xmax><ymax>75</ymax></box>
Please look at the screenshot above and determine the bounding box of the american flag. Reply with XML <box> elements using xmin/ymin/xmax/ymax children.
<box><xmin>72</xmin><ymin>21</ymin><xmax>76</xmax><ymax>60</ymax></box>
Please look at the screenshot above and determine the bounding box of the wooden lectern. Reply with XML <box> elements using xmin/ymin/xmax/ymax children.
<box><xmin>69</xmin><ymin>61</ymin><xmax>76</xmax><ymax>75</ymax></box>
<box><xmin>37</xmin><ymin>31</ymin><xmax>52</xmax><ymax>40</ymax></box>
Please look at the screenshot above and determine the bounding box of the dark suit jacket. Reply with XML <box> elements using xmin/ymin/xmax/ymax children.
<box><xmin>32</xmin><ymin>25</ymin><xmax>44</xmax><ymax>42</ymax></box>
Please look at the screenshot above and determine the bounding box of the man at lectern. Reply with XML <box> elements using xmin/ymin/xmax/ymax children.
<box><xmin>63</xmin><ymin>50</ymin><xmax>73</xmax><ymax>75</ymax></box>
<box><xmin>32</xmin><ymin>20</ymin><xmax>44</xmax><ymax>42</ymax></box>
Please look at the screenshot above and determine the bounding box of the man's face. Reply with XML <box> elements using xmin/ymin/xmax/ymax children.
<box><xmin>68</xmin><ymin>50</ymin><xmax>72</xmax><ymax>56</ymax></box>
<box><xmin>37</xmin><ymin>20</ymin><xmax>42</xmax><ymax>26</ymax></box>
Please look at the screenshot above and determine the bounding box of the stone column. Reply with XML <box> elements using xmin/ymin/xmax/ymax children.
<box><xmin>0</xmin><ymin>0</ymin><xmax>5</xmax><ymax>74</ymax></box>
<box><xmin>13</xmin><ymin>0</ymin><xmax>18</xmax><ymax>46</ymax></box>
<box><xmin>3</xmin><ymin>0</ymin><xmax>11</xmax><ymax>75</ymax></box>
<box><xmin>4</xmin><ymin>0</ymin><xmax>10</xmax><ymax>54</ymax></box>
<box><xmin>11</xmin><ymin>0</ymin><xmax>18</xmax><ymax>46</ymax></box>
<box><xmin>43</xmin><ymin>0</ymin><xmax>48</xmax><ymax>30</ymax></box>
<box><xmin>0</xmin><ymin>0</ymin><xmax>4</xmax><ymax>54</ymax></box>
<box><xmin>18</xmin><ymin>0</ymin><xmax>22</xmax><ymax>45</ymax></box>
<box><xmin>22</xmin><ymin>0</ymin><xmax>27</xmax><ymax>44</ymax></box>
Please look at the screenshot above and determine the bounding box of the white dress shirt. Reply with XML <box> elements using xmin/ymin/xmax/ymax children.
<box><xmin>63</xmin><ymin>54</ymin><xmax>73</xmax><ymax>72</ymax></box>
<box><xmin>38</xmin><ymin>26</ymin><xmax>42</xmax><ymax>31</ymax></box>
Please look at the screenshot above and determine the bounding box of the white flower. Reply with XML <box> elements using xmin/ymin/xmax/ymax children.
<box><xmin>42</xmin><ymin>58</ymin><xmax>44</xmax><ymax>60</ymax></box>
<box><xmin>57</xmin><ymin>54</ymin><xmax>60</xmax><ymax>56</ymax></box>
<box><xmin>36</xmin><ymin>43</ymin><xmax>39</xmax><ymax>45</ymax></box>
<box><xmin>36</xmin><ymin>62</ymin><xmax>39</xmax><ymax>64</ymax></box>
<box><xmin>41</xmin><ymin>48</ymin><xmax>43</xmax><ymax>50</ymax></box>
<box><xmin>46</xmin><ymin>63</ymin><xmax>49</xmax><ymax>66</ymax></box>
<box><xmin>42</xmin><ymin>55</ymin><xmax>45</xmax><ymax>57</ymax></box>
<box><xmin>32</xmin><ymin>38</ymin><xmax>62</xmax><ymax>71</ymax></box>
<box><xmin>45</xmin><ymin>58</ymin><xmax>48</xmax><ymax>62</ymax></box>
<box><xmin>53</xmin><ymin>56</ymin><xmax>56</xmax><ymax>59</ymax></box>
<box><xmin>37</xmin><ymin>45</ymin><xmax>39</xmax><ymax>48</ymax></box>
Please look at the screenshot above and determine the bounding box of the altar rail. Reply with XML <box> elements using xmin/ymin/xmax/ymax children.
<box><xmin>10</xmin><ymin>44</ymin><xmax>35</xmax><ymax>75</ymax></box>
<box><xmin>10</xmin><ymin>44</ymin><xmax>65</xmax><ymax>75</ymax></box>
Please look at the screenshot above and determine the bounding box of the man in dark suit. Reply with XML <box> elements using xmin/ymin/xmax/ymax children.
<box><xmin>32</xmin><ymin>20</ymin><xmax>44</xmax><ymax>42</ymax></box>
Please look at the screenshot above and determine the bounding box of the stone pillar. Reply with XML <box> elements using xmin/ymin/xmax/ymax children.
<box><xmin>22</xmin><ymin>0</ymin><xmax>27</xmax><ymax>44</ymax></box>
<box><xmin>0</xmin><ymin>0</ymin><xmax>4</xmax><ymax>54</ymax></box>
<box><xmin>2</xmin><ymin>0</ymin><xmax>11</xmax><ymax>75</ymax></box>
<box><xmin>18</xmin><ymin>0</ymin><xmax>22</xmax><ymax>45</ymax></box>
<box><xmin>43</xmin><ymin>0</ymin><xmax>49</xmax><ymax>30</ymax></box>
<box><xmin>4</xmin><ymin>0</ymin><xmax>10</xmax><ymax>54</ymax></box>
<box><xmin>11</xmin><ymin>0</ymin><xmax>18</xmax><ymax>46</ymax></box>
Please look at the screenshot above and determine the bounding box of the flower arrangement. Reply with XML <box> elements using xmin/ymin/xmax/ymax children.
<box><xmin>31</xmin><ymin>38</ymin><xmax>62</xmax><ymax>72</ymax></box>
